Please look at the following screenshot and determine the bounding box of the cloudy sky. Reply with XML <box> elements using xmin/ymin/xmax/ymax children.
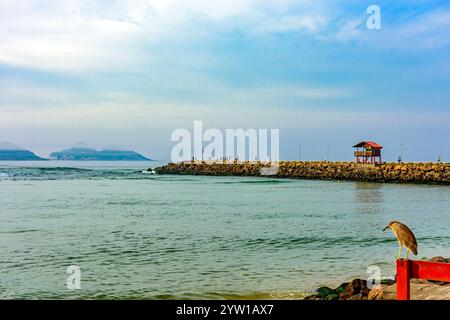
<box><xmin>1</xmin><ymin>0</ymin><xmax>449</xmax><ymax>161</ymax></box>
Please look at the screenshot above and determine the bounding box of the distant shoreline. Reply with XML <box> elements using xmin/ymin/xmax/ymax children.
<box><xmin>0</xmin><ymin>146</ymin><xmax>152</xmax><ymax>161</ymax></box>
<box><xmin>154</xmin><ymin>161</ymin><xmax>450</xmax><ymax>185</ymax></box>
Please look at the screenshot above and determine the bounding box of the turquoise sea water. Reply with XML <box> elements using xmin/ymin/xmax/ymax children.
<box><xmin>1</xmin><ymin>161</ymin><xmax>450</xmax><ymax>299</ymax></box>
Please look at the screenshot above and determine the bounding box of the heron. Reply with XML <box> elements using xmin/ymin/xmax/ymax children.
<box><xmin>383</xmin><ymin>221</ymin><xmax>418</xmax><ymax>259</ymax></box>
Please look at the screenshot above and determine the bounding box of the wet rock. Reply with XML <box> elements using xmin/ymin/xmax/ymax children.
<box><xmin>347</xmin><ymin>294</ymin><xmax>362</xmax><ymax>300</ymax></box>
<box><xmin>383</xmin><ymin>281</ymin><xmax>450</xmax><ymax>300</ymax></box>
<box><xmin>316</xmin><ymin>286</ymin><xmax>335</xmax><ymax>298</ymax></box>
<box><xmin>315</xmin><ymin>286</ymin><xmax>339</xmax><ymax>300</ymax></box>
<box><xmin>429</xmin><ymin>256</ymin><xmax>448</xmax><ymax>263</ymax></box>
<box><xmin>368</xmin><ymin>287</ymin><xmax>385</xmax><ymax>300</ymax></box>
<box><xmin>325</xmin><ymin>293</ymin><xmax>340</xmax><ymax>300</ymax></box>
<box><xmin>335</xmin><ymin>282</ymin><xmax>349</xmax><ymax>295</ymax></box>
<box><xmin>381</xmin><ymin>278</ymin><xmax>396</xmax><ymax>286</ymax></box>
<box><xmin>339</xmin><ymin>279</ymin><xmax>368</xmax><ymax>300</ymax></box>
<box><xmin>304</xmin><ymin>294</ymin><xmax>321</xmax><ymax>300</ymax></box>
<box><xmin>360</xmin><ymin>285</ymin><xmax>369</xmax><ymax>297</ymax></box>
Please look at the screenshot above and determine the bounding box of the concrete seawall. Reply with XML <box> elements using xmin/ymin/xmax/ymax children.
<box><xmin>154</xmin><ymin>161</ymin><xmax>450</xmax><ymax>185</ymax></box>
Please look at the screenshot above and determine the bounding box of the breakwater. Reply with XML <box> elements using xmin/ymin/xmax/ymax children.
<box><xmin>154</xmin><ymin>161</ymin><xmax>450</xmax><ymax>184</ymax></box>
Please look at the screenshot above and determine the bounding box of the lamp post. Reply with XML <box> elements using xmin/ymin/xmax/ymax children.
<box><xmin>398</xmin><ymin>144</ymin><xmax>403</xmax><ymax>163</ymax></box>
<box><xmin>298</xmin><ymin>144</ymin><xmax>302</xmax><ymax>161</ymax></box>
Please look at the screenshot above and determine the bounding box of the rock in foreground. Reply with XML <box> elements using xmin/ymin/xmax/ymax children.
<box><xmin>305</xmin><ymin>257</ymin><xmax>450</xmax><ymax>300</ymax></box>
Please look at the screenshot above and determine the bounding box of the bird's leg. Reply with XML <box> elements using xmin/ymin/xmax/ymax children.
<box><xmin>397</xmin><ymin>241</ymin><xmax>402</xmax><ymax>260</ymax></box>
<box><xmin>406</xmin><ymin>250</ymin><xmax>410</xmax><ymax>260</ymax></box>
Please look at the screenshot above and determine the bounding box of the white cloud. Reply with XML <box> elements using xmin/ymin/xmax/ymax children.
<box><xmin>256</xmin><ymin>15</ymin><xmax>327</xmax><ymax>34</ymax></box>
<box><xmin>0</xmin><ymin>85</ymin><xmax>77</xmax><ymax>105</ymax></box>
<box><xmin>146</xmin><ymin>0</ymin><xmax>299</xmax><ymax>21</ymax></box>
<box><xmin>2</xmin><ymin>102</ymin><xmax>450</xmax><ymax>134</ymax></box>
<box><xmin>393</xmin><ymin>10</ymin><xmax>450</xmax><ymax>49</ymax></box>
<box><xmin>0</xmin><ymin>1</ymin><xmax>153</xmax><ymax>72</ymax></box>
<box><xmin>330</xmin><ymin>9</ymin><xmax>450</xmax><ymax>49</ymax></box>
<box><xmin>0</xmin><ymin>78</ymin><xmax>352</xmax><ymax>110</ymax></box>
<box><xmin>333</xmin><ymin>19</ymin><xmax>364</xmax><ymax>42</ymax></box>
<box><xmin>221</xmin><ymin>85</ymin><xmax>352</xmax><ymax>104</ymax></box>
<box><xmin>1</xmin><ymin>1</ymin><xmax>449</xmax><ymax>77</ymax></box>
<box><xmin>0</xmin><ymin>0</ymin><xmax>326</xmax><ymax>72</ymax></box>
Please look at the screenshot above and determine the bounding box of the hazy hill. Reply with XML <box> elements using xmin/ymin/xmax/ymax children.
<box><xmin>0</xmin><ymin>142</ymin><xmax>45</xmax><ymax>160</ymax></box>
<box><xmin>49</xmin><ymin>147</ymin><xmax>151</xmax><ymax>161</ymax></box>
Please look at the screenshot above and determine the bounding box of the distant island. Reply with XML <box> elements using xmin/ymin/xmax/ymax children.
<box><xmin>0</xmin><ymin>142</ymin><xmax>45</xmax><ymax>160</ymax></box>
<box><xmin>49</xmin><ymin>147</ymin><xmax>151</xmax><ymax>161</ymax></box>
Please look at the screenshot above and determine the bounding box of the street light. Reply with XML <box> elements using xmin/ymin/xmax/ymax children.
<box><xmin>398</xmin><ymin>144</ymin><xmax>404</xmax><ymax>163</ymax></box>
<box><xmin>438</xmin><ymin>143</ymin><xmax>443</xmax><ymax>163</ymax></box>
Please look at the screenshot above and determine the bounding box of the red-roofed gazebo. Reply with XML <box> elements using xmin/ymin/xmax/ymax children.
<box><xmin>353</xmin><ymin>141</ymin><xmax>383</xmax><ymax>164</ymax></box>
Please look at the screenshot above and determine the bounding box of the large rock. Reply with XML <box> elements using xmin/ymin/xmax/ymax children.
<box><xmin>428</xmin><ymin>256</ymin><xmax>448</xmax><ymax>263</ymax></box>
<box><xmin>383</xmin><ymin>281</ymin><xmax>450</xmax><ymax>300</ymax></box>
<box><xmin>303</xmin><ymin>294</ymin><xmax>320</xmax><ymax>300</ymax></box>
<box><xmin>368</xmin><ymin>287</ymin><xmax>385</xmax><ymax>300</ymax></box>
<box><xmin>316</xmin><ymin>286</ymin><xmax>338</xmax><ymax>300</ymax></box>
<box><xmin>339</xmin><ymin>279</ymin><xmax>369</xmax><ymax>300</ymax></box>
<box><xmin>305</xmin><ymin>283</ymin><xmax>348</xmax><ymax>300</ymax></box>
<box><xmin>335</xmin><ymin>282</ymin><xmax>349</xmax><ymax>295</ymax></box>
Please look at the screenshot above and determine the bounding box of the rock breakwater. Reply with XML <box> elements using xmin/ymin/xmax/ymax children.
<box><xmin>154</xmin><ymin>161</ymin><xmax>450</xmax><ymax>185</ymax></box>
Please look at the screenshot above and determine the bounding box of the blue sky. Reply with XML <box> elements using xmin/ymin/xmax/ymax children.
<box><xmin>1</xmin><ymin>0</ymin><xmax>449</xmax><ymax>161</ymax></box>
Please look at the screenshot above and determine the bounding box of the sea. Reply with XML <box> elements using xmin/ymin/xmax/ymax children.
<box><xmin>1</xmin><ymin>161</ymin><xmax>450</xmax><ymax>299</ymax></box>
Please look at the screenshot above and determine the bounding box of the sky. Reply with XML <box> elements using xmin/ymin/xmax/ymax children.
<box><xmin>0</xmin><ymin>0</ymin><xmax>449</xmax><ymax>161</ymax></box>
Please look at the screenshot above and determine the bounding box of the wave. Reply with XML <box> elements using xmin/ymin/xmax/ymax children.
<box><xmin>34</xmin><ymin>167</ymin><xmax>94</xmax><ymax>172</ymax></box>
<box><xmin>147</xmin><ymin>290</ymin><xmax>308</xmax><ymax>300</ymax></box>
<box><xmin>211</xmin><ymin>235</ymin><xmax>450</xmax><ymax>252</ymax></box>
<box><xmin>0</xmin><ymin>229</ymin><xmax>40</xmax><ymax>234</ymax></box>
<box><xmin>0</xmin><ymin>167</ymin><xmax>155</xmax><ymax>181</ymax></box>
<box><xmin>8</xmin><ymin>289</ymin><xmax>309</xmax><ymax>300</ymax></box>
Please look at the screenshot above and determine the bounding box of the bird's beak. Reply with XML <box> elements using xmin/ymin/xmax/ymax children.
<box><xmin>383</xmin><ymin>226</ymin><xmax>389</xmax><ymax>232</ymax></box>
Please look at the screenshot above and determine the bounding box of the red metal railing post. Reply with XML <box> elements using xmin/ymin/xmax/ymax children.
<box><xmin>397</xmin><ymin>259</ymin><xmax>411</xmax><ymax>300</ymax></box>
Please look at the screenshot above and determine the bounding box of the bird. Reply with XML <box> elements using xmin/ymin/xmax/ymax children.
<box><xmin>383</xmin><ymin>221</ymin><xmax>418</xmax><ymax>260</ymax></box>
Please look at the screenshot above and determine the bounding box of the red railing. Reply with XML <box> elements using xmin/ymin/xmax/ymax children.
<box><xmin>397</xmin><ymin>259</ymin><xmax>450</xmax><ymax>300</ymax></box>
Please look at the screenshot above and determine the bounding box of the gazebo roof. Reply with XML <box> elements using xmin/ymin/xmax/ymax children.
<box><xmin>353</xmin><ymin>141</ymin><xmax>383</xmax><ymax>149</ymax></box>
